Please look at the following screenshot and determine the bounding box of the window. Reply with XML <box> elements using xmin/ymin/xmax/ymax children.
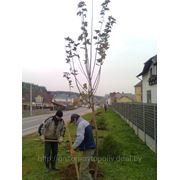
<box><xmin>147</xmin><ymin>90</ymin><xmax>151</xmax><ymax>103</ymax></box>
<box><xmin>150</xmin><ymin>68</ymin><xmax>153</xmax><ymax>76</ymax></box>
<box><xmin>154</xmin><ymin>64</ymin><xmax>157</xmax><ymax>75</ymax></box>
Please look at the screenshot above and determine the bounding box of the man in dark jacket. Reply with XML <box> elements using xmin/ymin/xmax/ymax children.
<box><xmin>38</xmin><ymin>109</ymin><xmax>65</xmax><ymax>172</ymax></box>
<box><xmin>70</xmin><ymin>114</ymin><xmax>96</xmax><ymax>180</ymax></box>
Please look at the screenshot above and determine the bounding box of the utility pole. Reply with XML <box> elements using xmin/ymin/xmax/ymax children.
<box><xmin>30</xmin><ymin>83</ymin><xmax>32</xmax><ymax>116</ymax></box>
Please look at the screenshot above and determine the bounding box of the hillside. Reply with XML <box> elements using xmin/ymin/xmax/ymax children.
<box><xmin>22</xmin><ymin>82</ymin><xmax>104</xmax><ymax>101</ymax></box>
<box><xmin>22</xmin><ymin>82</ymin><xmax>47</xmax><ymax>96</ymax></box>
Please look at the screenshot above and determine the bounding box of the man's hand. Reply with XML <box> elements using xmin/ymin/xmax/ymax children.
<box><xmin>40</xmin><ymin>135</ymin><xmax>44</xmax><ymax>142</ymax></box>
<box><xmin>70</xmin><ymin>148</ymin><xmax>76</xmax><ymax>156</ymax></box>
<box><xmin>58</xmin><ymin>136</ymin><xmax>63</xmax><ymax>143</ymax></box>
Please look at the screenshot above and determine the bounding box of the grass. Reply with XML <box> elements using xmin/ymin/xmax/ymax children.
<box><xmin>22</xmin><ymin>108</ymin><xmax>157</xmax><ymax>180</ymax></box>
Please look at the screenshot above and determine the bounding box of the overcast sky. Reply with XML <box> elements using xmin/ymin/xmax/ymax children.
<box><xmin>22</xmin><ymin>0</ymin><xmax>157</xmax><ymax>96</ymax></box>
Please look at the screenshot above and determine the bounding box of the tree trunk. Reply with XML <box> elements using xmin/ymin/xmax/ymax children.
<box><xmin>91</xmin><ymin>98</ymin><xmax>98</xmax><ymax>180</ymax></box>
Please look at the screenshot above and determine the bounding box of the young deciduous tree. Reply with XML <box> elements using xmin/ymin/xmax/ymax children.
<box><xmin>63</xmin><ymin>0</ymin><xmax>116</xmax><ymax>178</ymax></box>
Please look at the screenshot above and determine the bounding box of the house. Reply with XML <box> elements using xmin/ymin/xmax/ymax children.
<box><xmin>50</xmin><ymin>92</ymin><xmax>83</xmax><ymax>108</ymax></box>
<box><xmin>52</xmin><ymin>93</ymin><xmax>78</xmax><ymax>105</ymax></box>
<box><xmin>116</xmin><ymin>95</ymin><xmax>134</xmax><ymax>103</ymax></box>
<box><xmin>109</xmin><ymin>92</ymin><xmax>120</xmax><ymax>104</ymax></box>
<box><xmin>134</xmin><ymin>81</ymin><xmax>142</xmax><ymax>102</ymax></box>
<box><xmin>116</xmin><ymin>92</ymin><xmax>135</xmax><ymax>103</ymax></box>
<box><xmin>35</xmin><ymin>95</ymin><xmax>43</xmax><ymax>107</ymax></box>
<box><xmin>137</xmin><ymin>55</ymin><xmax>157</xmax><ymax>103</ymax></box>
<box><xmin>109</xmin><ymin>92</ymin><xmax>135</xmax><ymax>104</ymax></box>
<box><xmin>22</xmin><ymin>93</ymin><xmax>54</xmax><ymax>110</ymax></box>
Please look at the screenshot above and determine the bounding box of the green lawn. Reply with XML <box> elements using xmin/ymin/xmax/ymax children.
<box><xmin>22</xmin><ymin>108</ymin><xmax>157</xmax><ymax>180</ymax></box>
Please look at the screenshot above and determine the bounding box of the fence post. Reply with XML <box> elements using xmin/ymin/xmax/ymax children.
<box><xmin>126</xmin><ymin>104</ymin><xmax>128</xmax><ymax>124</ymax></box>
<box><xmin>136</xmin><ymin>105</ymin><xmax>139</xmax><ymax>136</ymax></box>
<box><xmin>131</xmin><ymin>103</ymin><xmax>136</xmax><ymax>131</ymax></box>
<box><xmin>154</xmin><ymin>104</ymin><xmax>157</xmax><ymax>153</ymax></box>
<box><xmin>129</xmin><ymin>104</ymin><xmax>132</xmax><ymax>127</ymax></box>
<box><xmin>130</xmin><ymin>104</ymin><xmax>133</xmax><ymax>128</ymax></box>
<box><xmin>143</xmin><ymin>104</ymin><xmax>146</xmax><ymax>143</ymax></box>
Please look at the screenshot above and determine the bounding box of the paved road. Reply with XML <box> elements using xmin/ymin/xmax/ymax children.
<box><xmin>22</xmin><ymin>107</ymin><xmax>91</xmax><ymax>136</ymax></box>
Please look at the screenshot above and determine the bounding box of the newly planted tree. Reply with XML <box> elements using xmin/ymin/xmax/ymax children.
<box><xmin>64</xmin><ymin>0</ymin><xmax>116</xmax><ymax>178</ymax></box>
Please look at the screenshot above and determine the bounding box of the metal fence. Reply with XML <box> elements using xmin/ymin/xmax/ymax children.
<box><xmin>111</xmin><ymin>102</ymin><xmax>157</xmax><ymax>152</ymax></box>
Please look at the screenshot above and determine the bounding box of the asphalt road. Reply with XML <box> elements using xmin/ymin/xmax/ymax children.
<box><xmin>22</xmin><ymin>107</ymin><xmax>91</xmax><ymax>136</ymax></box>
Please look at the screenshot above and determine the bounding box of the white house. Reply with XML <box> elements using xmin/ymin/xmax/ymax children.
<box><xmin>52</xmin><ymin>94</ymin><xmax>73</xmax><ymax>104</ymax></box>
<box><xmin>137</xmin><ymin>55</ymin><xmax>157</xmax><ymax>103</ymax></box>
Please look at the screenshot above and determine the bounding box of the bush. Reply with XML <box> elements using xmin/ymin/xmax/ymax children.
<box><xmin>98</xmin><ymin>135</ymin><xmax>123</xmax><ymax>160</ymax></box>
<box><xmin>96</xmin><ymin>115</ymin><xmax>107</xmax><ymax>130</ymax></box>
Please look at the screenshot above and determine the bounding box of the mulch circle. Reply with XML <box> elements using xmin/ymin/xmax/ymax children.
<box><xmin>60</xmin><ymin>162</ymin><xmax>104</xmax><ymax>180</ymax></box>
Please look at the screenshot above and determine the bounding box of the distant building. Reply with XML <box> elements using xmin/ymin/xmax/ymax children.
<box><xmin>116</xmin><ymin>92</ymin><xmax>135</xmax><ymax>103</ymax></box>
<box><xmin>22</xmin><ymin>91</ymin><xmax>53</xmax><ymax>110</ymax></box>
<box><xmin>52</xmin><ymin>93</ymin><xmax>81</xmax><ymax>106</ymax></box>
<box><xmin>137</xmin><ymin>55</ymin><xmax>157</xmax><ymax>103</ymax></box>
<box><xmin>134</xmin><ymin>81</ymin><xmax>142</xmax><ymax>102</ymax></box>
<box><xmin>109</xmin><ymin>92</ymin><xmax>121</xmax><ymax>104</ymax></box>
<box><xmin>109</xmin><ymin>92</ymin><xmax>135</xmax><ymax>104</ymax></box>
<box><xmin>35</xmin><ymin>95</ymin><xmax>43</xmax><ymax>107</ymax></box>
<box><xmin>53</xmin><ymin>94</ymin><xmax>73</xmax><ymax>105</ymax></box>
<box><xmin>116</xmin><ymin>95</ymin><xmax>134</xmax><ymax>103</ymax></box>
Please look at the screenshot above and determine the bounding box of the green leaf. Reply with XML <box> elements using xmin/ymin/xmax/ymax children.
<box><xmin>83</xmin><ymin>21</ymin><xmax>88</xmax><ymax>26</ymax></box>
<box><xmin>95</xmin><ymin>30</ymin><xmax>100</xmax><ymax>34</ymax></box>
<box><xmin>86</xmin><ymin>39</ymin><xmax>91</xmax><ymax>45</ymax></box>
<box><xmin>97</xmin><ymin>58</ymin><xmax>102</xmax><ymax>63</ymax></box>
<box><xmin>75</xmin><ymin>43</ymin><xmax>80</xmax><ymax>46</ymax></box>
<box><xmin>78</xmin><ymin>1</ymin><xmax>86</xmax><ymax>8</ymax></box>
<box><xmin>78</xmin><ymin>34</ymin><xmax>83</xmax><ymax>41</ymax></box>
<box><xmin>77</xmin><ymin>11</ymin><xmax>82</xmax><ymax>16</ymax></box>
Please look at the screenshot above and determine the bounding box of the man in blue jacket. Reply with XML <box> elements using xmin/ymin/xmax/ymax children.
<box><xmin>70</xmin><ymin>114</ymin><xmax>96</xmax><ymax>180</ymax></box>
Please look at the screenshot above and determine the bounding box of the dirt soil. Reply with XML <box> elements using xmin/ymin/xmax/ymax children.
<box><xmin>60</xmin><ymin>162</ymin><xmax>104</xmax><ymax>180</ymax></box>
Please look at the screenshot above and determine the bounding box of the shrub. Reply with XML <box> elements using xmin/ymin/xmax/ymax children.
<box><xmin>96</xmin><ymin>115</ymin><xmax>107</xmax><ymax>130</ymax></box>
<box><xmin>98</xmin><ymin>135</ymin><xmax>123</xmax><ymax>160</ymax></box>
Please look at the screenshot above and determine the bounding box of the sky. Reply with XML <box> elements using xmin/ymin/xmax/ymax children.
<box><xmin>22</xmin><ymin>0</ymin><xmax>157</xmax><ymax>96</ymax></box>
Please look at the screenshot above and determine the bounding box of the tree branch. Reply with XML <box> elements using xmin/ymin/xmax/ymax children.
<box><xmin>89</xmin><ymin>0</ymin><xmax>94</xmax><ymax>77</ymax></box>
<box><xmin>93</xmin><ymin>66</ymin><xmax>102</xmax><ymax>94</ymax></box>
